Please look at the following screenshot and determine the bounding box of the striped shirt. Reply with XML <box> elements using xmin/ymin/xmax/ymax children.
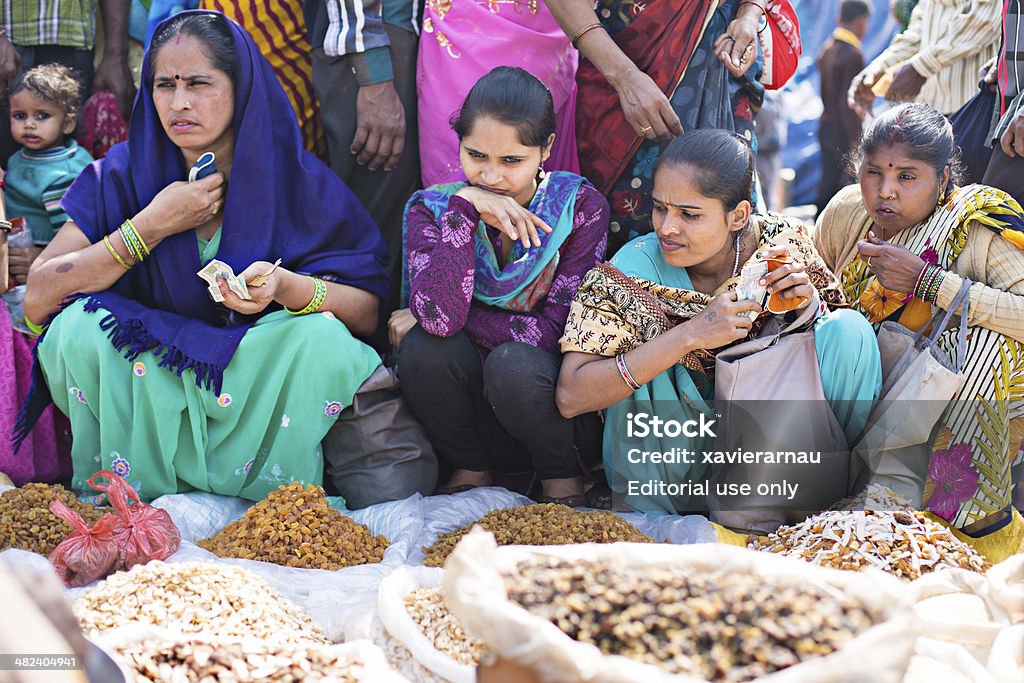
<box><xmin>1</xmin><ymin>0</ymin><xmax>96</xmax><ymax>49</ymax></box>
<box><xmin>862</xmin><ymin>0</ymin><xmax>1002</xmax><ymax>114</ymax></box>
<box><xmin>201</xmin><ymin>0</ymin><xmax>326</xmax><ymax>157</ymax></box>
<box><xmin>305</xmin><ymin>0</ymin><xmax>418</xmax><ymax>85</ymax></box>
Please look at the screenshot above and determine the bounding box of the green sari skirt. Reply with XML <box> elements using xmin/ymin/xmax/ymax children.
<box><xmin>39</xmin><ymin>299</ymin><xmax>381</xmax><ymax>501</ymax></box>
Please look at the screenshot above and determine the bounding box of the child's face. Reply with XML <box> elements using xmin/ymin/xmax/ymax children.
<box><xmin>9</xmin><ymin>90</ymin><xmax>75</xmax><ymax>151</ymax></box>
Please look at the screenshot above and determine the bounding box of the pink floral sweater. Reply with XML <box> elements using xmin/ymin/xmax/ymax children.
<box><xmin>405</xmin><ymin>186</ymin><xmax>609</xmax><ymax>355</ymax></box>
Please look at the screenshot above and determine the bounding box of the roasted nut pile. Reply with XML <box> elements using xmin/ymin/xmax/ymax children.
<box><xmin>75</xmin><ymin>561</ymin><xmax>328</xmax><ymax>644</ymax></box>
<box><xmin>404</xmin><ymin>587</ymin><xmax>483</xmax><ymax>665</ymax></box>
<box><xmin>198</xmin><ymin>482</ymin><xmax>389</xmax><ymax>570</ymax></box>
<box><xmin>422</xmin><ymin>504</ymin><xmax>654</xmax><ymax>567</ymax></box>
<box><xmin>0</xmin><ymin>483</ymin><xmax>107</xmax><ymax>555</ymax></box>
<box><xmin>749</xmin><ymin>508</ymin><xmax>991</xmax><ymax>579</ymax></box>
<box><xmin>116</xmin><ymin>639</ymin><xmax>373</xmax><ymax>682</ymax></box>
<box><xmin>506</xmin><ymin>558</ymin><xmax>879</xmax><ymax>682</ymax></box>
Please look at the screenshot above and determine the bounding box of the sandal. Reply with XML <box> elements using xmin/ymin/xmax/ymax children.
<box><xmin>584</xmin><ymin>485</ymin><xmax>613</xmax><ymax>510</ymax></box>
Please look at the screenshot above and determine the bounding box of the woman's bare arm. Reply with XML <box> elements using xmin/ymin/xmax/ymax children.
<box><xmin>556</xmin><ymin>293</ymin><xmax>761</xmax><ymax>417</ymax></box>
<box><xmin>24</xmin><ymin>221</ymin><xmax>137</xmax><ymax>324</ymax></box>
<box><xmin>545</xmin><ymin>0</ymin><xmax>682</xmax><ymax>140</ymax></box>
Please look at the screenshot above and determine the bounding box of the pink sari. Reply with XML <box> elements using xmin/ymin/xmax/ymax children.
<box><xmin>417</xmin><ymin>0</ymin><xmax>580</xmax><ymax>186</ymax></box>
<box><xmin>0</xmin><ymin>305</ymin><xmax>70</xmax><ymax>485</ymax></box>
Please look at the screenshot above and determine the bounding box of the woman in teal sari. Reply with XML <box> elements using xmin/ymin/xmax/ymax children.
<box><xmin>557</xmin><ymin>130</ymin><xmax>882</xmax><ymax>514</ymax></box>
<box><xmin>18</xmin><ymin>12</ymin><xmax>393</xmax><ymax>502</ymax></box>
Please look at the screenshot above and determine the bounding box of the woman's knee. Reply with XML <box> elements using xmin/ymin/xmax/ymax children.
<box><xmin>483</xmin><ymin>343</ymin><xmax>559</xmax><ymax>411</ymax></box>
<box><xmin>41</xmin><ymin>299</ymin><xmax>108</xmax><ymax>360</ymax></box>
<box><xmin>398</xmin><ymin>326</ymin><xmax>479</xmax><ymax>383</ymax></box>
<box><xmin>815</xmin><ymin>309</ymin><xmax>880</xmax><ymax>364</ymax></box>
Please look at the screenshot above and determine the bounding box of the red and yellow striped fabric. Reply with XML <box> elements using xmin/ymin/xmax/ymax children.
<box><xmin>200</xmin><ymin>0</ymin><xmax>326</xmax><ymax>159</ymax></box>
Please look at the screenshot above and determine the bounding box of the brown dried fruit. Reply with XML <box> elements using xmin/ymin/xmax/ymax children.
<box><xmin>0</xmin><ymin>483</ymin><xmax>109</xmax><ymax>556</ymax></box>
<box><xmin>422</xmin><ymin>504</ymin><xmax>654</xmax><ymax>567</ymax></box>
<box><xmin>506</xmin><ymin>558</ymin><xmax>880</xmax><ymax>683</ymax></box>
<box><xmin>198</xmin><ymin>482</ymin><xmax>389</xmax><ymax>570</ymax></box>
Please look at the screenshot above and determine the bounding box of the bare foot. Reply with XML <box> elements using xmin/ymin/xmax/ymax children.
<box><xmin>443</xmin><ymin>469</ymin><xmax>492</xmax><ymax>490</ymax></box>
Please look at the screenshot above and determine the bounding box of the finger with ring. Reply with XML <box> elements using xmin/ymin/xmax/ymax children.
<box><xmin>741</xmin><ymin>43</ymin><xmax>755</xmax><ymax>64</ymax></box>
<box><xmin>865</xmin><ymin>255</ymin><xmax>873</xmax><ymax>268</ymax></box>
<box><xmin>640</xmin><ymin>125</ymin><xmax>653</xmax><ymax>134</ymax></box>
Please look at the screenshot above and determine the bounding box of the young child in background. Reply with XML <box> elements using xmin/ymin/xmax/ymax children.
<box><xmin>4</xmin><ymin>64</ymin><xmax>94</xmax><ymax>286</ymax></box>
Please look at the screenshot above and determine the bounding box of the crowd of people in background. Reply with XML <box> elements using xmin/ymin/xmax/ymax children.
<box><xmin>0</xmin><ymin>1</ymin><xmax>1022</xmax><ymax>551</ymax></box>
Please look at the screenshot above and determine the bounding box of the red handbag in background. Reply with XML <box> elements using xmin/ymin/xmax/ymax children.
<box><xmin>759</xmin><ymin>0</ymin><xmax>802</xmax><ymax>90</ymax></box>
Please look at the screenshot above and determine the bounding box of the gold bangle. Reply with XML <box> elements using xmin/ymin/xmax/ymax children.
<box><xmin>285</xmin><ymin>276</ymin><xmax>327</xmax><ymax>315</ymax></box>
<box><xmin>103</xmin><ymin>235</ymin><xmax>132</xmax><ymax>270</ymax></box>
<box><xmin>0</xmin><ymin>218</ymin><xmax>11</xmax><ymax>233</ymax></box>
<box><xmin>570</xmin><ymin>22</ymin><xmax>603</xmax><ymax>46</ymax></box>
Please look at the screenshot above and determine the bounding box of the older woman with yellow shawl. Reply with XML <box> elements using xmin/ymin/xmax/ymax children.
<box><xmin>815</xmin><ymin>103</ymin><xmax>1024</xmax><ymax>556</ymax></box>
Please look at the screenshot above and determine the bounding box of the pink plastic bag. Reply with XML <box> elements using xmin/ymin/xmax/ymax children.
<box><xmin>87</xmin><ymin>470</ymin><xmax>181</xmax><ymax>570</ymax></box>
<box><xmin>48</xmin><ymin>499</ymin><xmax>120</xmax><ymax>587</ymax></box>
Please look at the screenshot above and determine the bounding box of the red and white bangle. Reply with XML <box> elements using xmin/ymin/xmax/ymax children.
<box><xmin>616</xmin><ymin>353</ymin><xmax>642</xmax><ymax>392</ymax></box>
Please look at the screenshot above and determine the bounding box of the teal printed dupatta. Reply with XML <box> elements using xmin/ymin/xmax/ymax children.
<box><xmin>402</xmin><ymin>171</ymin><xmax>587</xmax><ymax>311</ymax></box>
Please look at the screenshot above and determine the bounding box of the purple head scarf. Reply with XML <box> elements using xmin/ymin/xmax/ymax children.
<box><xmin>14</xmin><ymin>10</ymin><xmax>388</xmax><ymax>449</ymax></box>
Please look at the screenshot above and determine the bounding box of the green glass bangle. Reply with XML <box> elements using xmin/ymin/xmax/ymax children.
<box><xmin>285</xmin><ymin>276</ymin><xmax>327</xmax><ymax>315</ymax></box>
<box><xmin>124</xmin><ymin>218</ymin><xmax>149</xmax><ymax>257</ymax></box>
<box><xmin>118</xmin><ymin>227</ymin><xmax>141</xmax><ymax>264</ymax></box>
<box><xmin>25</xmin><ymin>316</ymin><xmax>47</xmax><ymax>336</ymax></box>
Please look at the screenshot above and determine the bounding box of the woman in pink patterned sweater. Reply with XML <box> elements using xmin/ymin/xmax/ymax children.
<box><xmin>391</xmin><ymin>67</ymin><xmax>609</xmax><ymax>505</ymax></box>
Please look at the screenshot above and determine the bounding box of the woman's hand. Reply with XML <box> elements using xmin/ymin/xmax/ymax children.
<box><xmin>760</xmin><ymin>246</ymin><xmax>814</xmax><ymax>310</ymax></box>
<box><xmin>713</xmin><ymin>11</ymin><xmax>761</xmax><ymax>78</ymax></box>
<box><xmin>217</xmin><ymin>260</ymin><xmax>281</xmax><ymax>315</ymax></box>
<box><xmin>455</xmin><ymin>186</ymin><xmax>552</xmax><ymax>248</ymax></box>
<box><xmin>609</xmin><ymin>66</ymin><xmax>683</xmax><ymax>141</ymax></box>
<box><xmin>8</xmin><ymin>246</ymin><xmax>43</xmax><ymax>285</ymax></box>
<box><xmin>848</xmin><ymin>68</ymin><xmax>880</xmax><ymax>118</ymax></box>
<box><xmin>388</xmin><ymin>307</ymin><xmax>417</xmax><ymax>348</ymax></box>
<box><xmin>135</xmin><ymin>173</ymin><xmax>226</xmax><ymax>239</ymax></box>
<box><xmin>857</xmin><ymin>230</ymin><xmax>926</xmax><ymax>292</ymax></box>
<box><xmin>682</xmin><ymin>291</ymin><xmax>762</xmax><ymax>350</ymax></box>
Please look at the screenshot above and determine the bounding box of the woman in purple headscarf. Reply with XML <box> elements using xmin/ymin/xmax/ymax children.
<box><xmin>18</xmin><ymin>11</ymin><xmax>392</xmax><ymax>501</ymax></box>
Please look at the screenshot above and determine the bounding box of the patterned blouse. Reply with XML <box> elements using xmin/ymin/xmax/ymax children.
<box><xmin>405</xmin><ymin>186</ymin><xmax>609</xmax><ymax>355</ymax></box>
